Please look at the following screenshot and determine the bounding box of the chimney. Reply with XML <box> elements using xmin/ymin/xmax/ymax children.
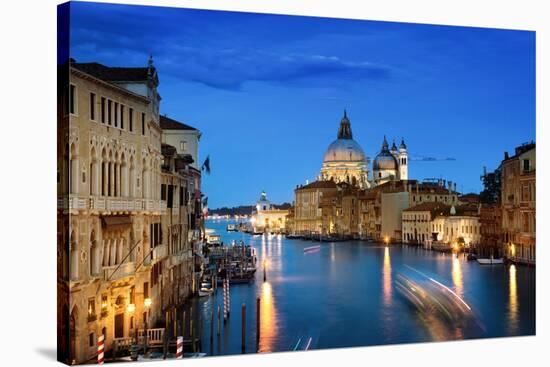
<box><xmin>453</xmin><ymin>183</ymin><xmax>457</xmax><ymax>192</ymax></box>
<box><xmin>504</xmin><ymin>151</ymin><xmax>509</xmax><ymax>160</ymax></box>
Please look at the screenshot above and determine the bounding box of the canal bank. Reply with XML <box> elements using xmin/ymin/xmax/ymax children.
<box><xmin>190</xmin><ymin>218</ymin><xmax>535</xmax><ymax>357</ymax></box>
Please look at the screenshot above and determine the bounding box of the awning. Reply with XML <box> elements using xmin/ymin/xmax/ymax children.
<box><xmin>102</xmin><ymin>216</ymin><xmax>132</xmax><ymax>230</ymax></box>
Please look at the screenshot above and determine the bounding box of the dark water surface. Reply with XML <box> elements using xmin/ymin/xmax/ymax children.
<box><xmin>194</xmin><ymin>219</ymin><xmax>535</xmax><ymax>356</ymax></box>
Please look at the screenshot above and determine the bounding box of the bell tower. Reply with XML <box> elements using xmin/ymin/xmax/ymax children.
<box><xmin>398</xmin><ymin>138</ymin><xmax>408</xmax><ymax>180</ymax></box>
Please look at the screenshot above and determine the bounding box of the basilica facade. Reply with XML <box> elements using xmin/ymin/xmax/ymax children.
<box><xmin>320</xmin><ymin>111</ymin><xmax>408</xmax><ymax>187</ymax></box>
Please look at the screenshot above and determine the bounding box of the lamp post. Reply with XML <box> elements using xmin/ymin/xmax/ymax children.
<box><xmin>384</xmin><ymin>236</ymin><xmax>389</xmax><ymax>247</ymax></box>
<box><xmin>127</xmin><ymin>303</ymin><xmax>138</xmax><ymax>361</ymax></box>
<box><xmin>144</xmin><ymin>298</ymin><xmax>152</xmax><ymax>356</ymax></box>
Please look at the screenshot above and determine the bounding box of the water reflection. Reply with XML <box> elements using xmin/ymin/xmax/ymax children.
<box><xmin>508</xmin><ymin>264</ymin><xmax>519</xmax><ymax>333</ymax></box>
<box><xmin>451</xmin><ymin>254</ymin><xmax>463</xmax><ymax>298</ymax></box>
<box><xmin>383</xmin><ymin>246</ymin><xmax>392</xmax><ymax>306</ymax></box>
<box><xmin>259</xmin><ymin>282</ymin><xmax>278</xmax><ymax>353</ymax></box>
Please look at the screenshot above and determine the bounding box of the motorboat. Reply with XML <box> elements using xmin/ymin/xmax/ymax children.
<box><xmin>431</xmin><ymin>241</ymin><xmax>452</xmax><ymax>252</ymax></box>
<box><xmin>304</xmin><ymin>245</ymin><xmax>321</xmax><ymax>253</ymax></box>
<box><xmin>477</xmin><ymin>256</ymin><xmax>504</xmax><ymax>265</ymax></box>
<box><xmin>206</xmin><ymin>234</ymin><xmax>222</xmax><ymax>246</ymax></box>
<box><xmin>198</xmin><ymin>287</ymin><xmax>213</xmax><ymax>297</ymax></box>
<box><xmin>226</xmin><ymin>224</ymin><xmax>238</xmax><ymax>232</ymax></box>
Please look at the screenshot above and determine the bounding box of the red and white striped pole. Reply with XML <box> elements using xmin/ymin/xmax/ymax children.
<box><xmin>97</xmin><ymin>334</ymin><xmax>105</xmax><ymax>364</ymax></box>
<box><xmin>223</xmin><ymin>279</ymin><xmax>227</xmax><ymax>322</ymax></box>
<box><xmin>176</xmin><ymin>336</ymin><xmax>183</xmax><ymax>359</ymax></box>
<box><xmin>226</xmin><ymin>278</ymin><xmax>231</xmax><ymax>318</ymax></box>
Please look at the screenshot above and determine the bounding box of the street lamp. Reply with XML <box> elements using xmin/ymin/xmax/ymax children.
<box><xmin>143</xmin><ymin>298</ymin><xmax>152</xmax><ymax>356</ymax></box>
<box><xmin>384</xmin><ymin>236</ymin><xmax>389</xmax><ymax>246</ymax></box>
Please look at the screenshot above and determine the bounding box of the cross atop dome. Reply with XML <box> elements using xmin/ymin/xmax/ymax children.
<box><xmin>337</xmin><ymin>109</ymin><xmax>353</xmax><ymax>139</ymax></box>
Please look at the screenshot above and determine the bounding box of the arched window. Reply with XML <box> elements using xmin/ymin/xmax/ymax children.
<box><xmin>101</xmin><ymin>149</ymin><xmax>108</xmax><ymax>196</ymax></box>
<box><xmin>129</xmin><ymin>156</ymin><xmax>135</xmax><ymax>198</ymax></box>
<box><xmin>70</xmin><ymin>144</ymin><xmax>79</xmax><ymax>194</ymax></box>
<box><xmin>121</xmin><ymin>153</ymin><xmax>128</xmax><ymax>197</ymax></box>
<box><xmin>102</xmin><ymin>238</ymin><xmax>111</xmax><ymax>266</ymax></box>
<box><xmin>142</xmin><ymin>159</ymin><xmax>149</xmax><ymax>199</ymax></box>
<box><xmin>108</xmin><ymin>151</ymin><xmax>114</xmax><ymax>197</ymax></box>
<box><xmin>90</xmin><ymin>147</ymin><xmax>99</xmax><ymax>196</ymax></box>
<box><xmin>70</xmin><ymin>230</ymin><xmax>79</xmax><ymax>281</ymax></box>
<box><xmin>90</xmin><ymin>230</ymin><xmax>100</xmax><ymax>277</ymax></box>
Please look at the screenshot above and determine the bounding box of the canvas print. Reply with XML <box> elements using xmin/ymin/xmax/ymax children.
<box><xmin>57</xmin><ymin>1</ymin><xmax>536</xmax><ymax>364</ymax></box>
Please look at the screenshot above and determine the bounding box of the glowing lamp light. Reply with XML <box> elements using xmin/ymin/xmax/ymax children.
<box><xmin>384</xmin><ymin>236</ymin><xmax>389</xmax><ymax>246</ymax></box>
<box><xmin>144</xmin><ymin>298</ymin><xmax>152</xmax><ymax>309</ymax></box>
<box><xmin>127</xmin><ymin>303</ymin><xmax>136</xmax><ymax>313</ymax></box>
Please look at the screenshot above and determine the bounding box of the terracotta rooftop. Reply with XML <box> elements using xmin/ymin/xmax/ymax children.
<box><xmin>296</xmin><ymin>180</ymin><xmax>337</xmax><ymax>191</ymax></box>
<box><xmin>72</xmin><ymin>62</ymin><xmax>153</xmax><ymax>82</ymax></box>
<box><xmin>160</xmin><ymin>115</ymin><xmax>198</xmax><ymax>131</ymax></box>
<box><xmin>404</xmin><ymin>202</ymin><xmax>450</xmax><ymax>212</ymax></box>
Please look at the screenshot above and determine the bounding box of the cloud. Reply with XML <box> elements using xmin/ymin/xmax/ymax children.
<box><xmin>69</xmin><ymin>3</ymin><xmax>393</xmax><ymax>91</ymax></box>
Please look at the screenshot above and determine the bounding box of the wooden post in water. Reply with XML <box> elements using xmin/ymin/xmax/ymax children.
<box><xmin>210</xmin><ymin>307</ymin><xmax>214</xmax><ymax>343</ymax></box>
<box><xmin>241</xmin><ymin>303</ymin><xmax>246</xmax><ymax>353</ymax></box>
<box><xmin>217</xmin><ymin>305</ymin><xmax>221</xmax><ymax>336</ymax></box>
<box><xmin>256</xmin><ymin>297</ymin><xmax>261</xmax><ymax>350</ymax></box>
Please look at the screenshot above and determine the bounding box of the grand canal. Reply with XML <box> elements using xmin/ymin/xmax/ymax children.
<box><xmin>192</xmin><ymin>219</ymin><xmax>535</xmax><ymax>356</ymax></box>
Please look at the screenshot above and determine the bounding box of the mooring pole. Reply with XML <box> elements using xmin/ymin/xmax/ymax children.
<box><xmin>256</xmin><ymin>297</ymin><xmax>261</xmax><ymax>349</ymax></box>
<box><xmin>241</xmin><ymin>303</ymin><xmax>246</xmax><ymax>353</ymax></box>
<box><xmin>217</xmin><ymin>305</ymin><xmax>221</xmax><ymax>336</ymax></box>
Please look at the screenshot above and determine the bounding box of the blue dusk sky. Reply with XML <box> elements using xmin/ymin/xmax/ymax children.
<box><xmin>69</xmin><ymin>1</ymin><xmax>535</xmax><ymax>208</ymax></box>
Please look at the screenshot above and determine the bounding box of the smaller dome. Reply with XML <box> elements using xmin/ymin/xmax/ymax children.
<box><xmin>391</xmin><ymin>140</ymin><xmax>398</xmax><ymax>153</ymax></box>
<box><xmin>399</xmin><ymin>138</ymin><xmax>407</xmax><ymax>150</ymax></box>
<box><xmin>373</xmin><ymin>136</ymin><xmax>398</xmax><ymax>170</ymax></box>
<box><xmin>373</xmin><ymin>154</ymin><xmax>398</xmax><ymax>170</ymax></box>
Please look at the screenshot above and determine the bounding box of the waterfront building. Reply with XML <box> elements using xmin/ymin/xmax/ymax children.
<box><xmin>431</xmin><ymin>204</ymin><xmax>481</xmax><ymax>248</ymax></box>
<box><xmin>152</xmin><ymin>141</ymin><xmax>200</xmax><ymax>328</ymax></box>
<box><xmin>160</xmin><ymin>115</ymin><xmax>202</xmax><ymax>171</ymax></box>
<box><xmin>357</xmin><ymin>180</ymin><xmax>411</xmax><ymax>241</ymax></box>
<box><xmin>402</xmin><ymin>202</ymin><xmax>450</xmax><ymax>247</ymax></box>
<box><xmin>501</xmin><ymin>142</ymin><xmax>536</xmax><ymax>264</ymax></box>
<box><xmin>319</xmin><ymin>183</ymin><xmax>360</xmax><ymax>237</ymax></box>
<box><xmin>381</xmin><ymin>191</ymin><xmax>410</xmax><ymax>241</ymax></box>
<box><xmin>408</xmin><ymin>180</ymin><xmax>459</xmax><ymax>207</ymax></box>
<box><xmin>294</xmin><ymin>180</ymin><xmax>337</xmax><ymax>234</ymax></box>
<box><xmin>251</xmin><ymin>191</ymin><xmax>289</xmax><ymax>233</ymax></box>
<box><xmin>479</xmin><ymin>203</ymin><xmax>503</xmax><ymax>257</ymax></box>
<box><xmin>58</xmin><ymin>59</ymin><xmax>202</xmax><ymax>364</ymax></box>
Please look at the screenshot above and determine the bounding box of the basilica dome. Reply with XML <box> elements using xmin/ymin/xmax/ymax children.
<box><xmin>322</xmin><ymin>110</ymin><xmax>366</xmax><ymax>164</ymax></box>
<box><xmin>320</xmin><ymin>111</ymin><xmax>369</xmax><ymax>188</ymax></box>
<box><xmin>323</xmin><ymin>139</ymin><xmax>366</xmax><ymax>163</ymax></box>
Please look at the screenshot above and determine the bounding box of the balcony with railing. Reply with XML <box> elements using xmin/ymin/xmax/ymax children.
<box><xmin>57</xmin><ymin>196</ymin><xmax>88</xmax><ymax>211</ymax></box>
<box><xmin>103</xmin><ymin>261</ymin><xmax>136</xmax><ymax>281</ymax></box>
<box><xmin>89</xmin><ymin>196</ymin><xmax>166</xmax><ymax>214</ymax></box>
<box><xmin>152</xmin><ymin>244</ymin><xmax>167</xmax><ymax>261</ymax></box>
